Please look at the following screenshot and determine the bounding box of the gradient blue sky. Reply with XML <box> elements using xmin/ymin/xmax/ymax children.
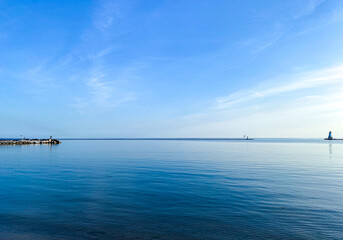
<box><xmin>1</xmin><ymin>0</ymin><xmax>343</xmax><ymax>138</ymax></box>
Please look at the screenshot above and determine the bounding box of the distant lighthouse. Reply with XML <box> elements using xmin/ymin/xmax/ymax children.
<box><xmin>328</xmin><ymin>131</ymin><xmax>333</xmax><ymax>140</ymax></box>
<box><xmin>325</xmin><ymin>131</ymin><xmax>343</xmax><ymax>141</ymax></box>
<box><xmin>324</xmin><ymin>131</ymin><xmax>334</xmax><ymax>140</ymax></box>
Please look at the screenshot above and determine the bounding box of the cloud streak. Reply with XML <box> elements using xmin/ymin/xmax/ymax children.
<box><xmin>167</xmin><ymin>64</ymin><xmax>343</xmax><ymax>138</ymax></box>
<box><xmin>216</xmin><ymin>65</ymin><xmax>343</xmax><ymax>109</ymax></box>
<box><xmin>70</xmin><ymin>1</ymin><xmax>136</xmax><ymax>113</ymax></box>
<box><xmin>93</xmin><ymin>0</ymin><xmax>121</xmax><ymax>31</ymax></box>
<box><xmin>293</xmin><ymin>0</ymin><xmax>325</xmax><ymax>19</ymax></box>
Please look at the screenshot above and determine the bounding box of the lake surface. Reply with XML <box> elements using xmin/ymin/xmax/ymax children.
<box><xmin>0</xmin><ymin>139</ymin><xmax>342</xmax><ymax>239</ymax></box>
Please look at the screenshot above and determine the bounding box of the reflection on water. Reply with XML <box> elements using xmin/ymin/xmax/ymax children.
<box><xmin>0</xmin><ymin>139</ymin><xmax>343</xmax><ymax>239</ymax></box>
<box><xmin>329</xmin><ymin>143</ymin><xmax>333</xmax><ymax>160</ymax></box>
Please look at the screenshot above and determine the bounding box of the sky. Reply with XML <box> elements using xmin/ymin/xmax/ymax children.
<box><xmin>0</xmin><ymin>0</ymin><xmax>343</xmax><ymax>138</ymax></box>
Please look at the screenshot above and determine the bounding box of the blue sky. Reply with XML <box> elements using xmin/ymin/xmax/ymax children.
<box><xmin>1</xmin><ymin>0</ymin><xmax>343</xmax><ymax>138</ymax></box>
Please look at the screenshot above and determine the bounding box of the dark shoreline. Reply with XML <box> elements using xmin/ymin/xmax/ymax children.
<box><xmin>0</xmin><ymin>139</ymin><xmax>61</xmax><ymax>145</ymax></box>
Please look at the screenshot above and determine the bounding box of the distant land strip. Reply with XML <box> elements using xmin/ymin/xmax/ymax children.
<box><xmin>59</xmin><ymin>138</ymin><xmax>254</xmax><ymax>141</ymax></box>
<box><xmin>0</xmin><ymin>138</ymin><xmax>61</xmax><ymax>145</ymax></box>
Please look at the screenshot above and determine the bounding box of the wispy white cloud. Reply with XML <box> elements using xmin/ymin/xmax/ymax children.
<box><xmin>91</xmin><ymin>0</ymin><xmax>131</xmax><ymax>40</ymax></box>
<box><xmin>73</xmin><ymin>76</ymin><xmax>136</xmax><ymax>113</ymax></box>
<box><xmin>216</xmin><ymin>65</ymin><xmax>343</xmax><ymax>109</ymax></box>
<box><xmin>166</xmin><ymin>64</ymin><xmax>343</xmax><ymax>138</ymax></box>
<box><xmin>87</xmin><ymin>75</ymin><xmax>112</xmax><ymax>106</ymax></box>
<box><xmin>13</xmin><ymin>61</ymin><xmax>62</xmax><ymax>96</ymax></box>
<box><xmin>93</xmin><ymin>0</ymin><xmax>121</xmax><ymax>31</ymax></box>
<box><xmin>71</xmin><ymin>1</ymin><xmax>137</xmax><ymax>113</ymax></box>
<box><xmin>293</xmin><ymin>0</ymin><xmax>325</xmax><ymax>19</ymax></box>
<box><xmin>292</xmin><ymin>2</ymin><xmax>343</xmax><ymax>37</ymax></box>
<box><xmin>72</xmin><ymin>51</ymin><xmax>136</xmax><ymax>112</ymax></box>
<box><xmin>252</xmin><ymin>31</ymin><xmax>282</xmax><ymax>54</ymax></box>
<box><xmin>247</xmin><ymin>0</ymin><xmax>334</xmax><ymax>55</ymax></box>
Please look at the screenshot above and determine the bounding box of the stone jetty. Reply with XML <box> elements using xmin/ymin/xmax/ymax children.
<box><xmin>0</xmin><ymin>138</ymin><xmax>61</xmax><ymax>145</ymax></box>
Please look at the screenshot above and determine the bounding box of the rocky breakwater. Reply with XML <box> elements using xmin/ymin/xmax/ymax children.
<box><xmin>0</xmin><ymin>138</ymin><xmax>61</xmax><ymax>145</ymax></box>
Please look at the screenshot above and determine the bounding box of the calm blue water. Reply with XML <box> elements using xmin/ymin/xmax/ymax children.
<box><xmin>0</xmin><ymin>139</ymin><xmax>342</xmax><ymax>239</ymax></box>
